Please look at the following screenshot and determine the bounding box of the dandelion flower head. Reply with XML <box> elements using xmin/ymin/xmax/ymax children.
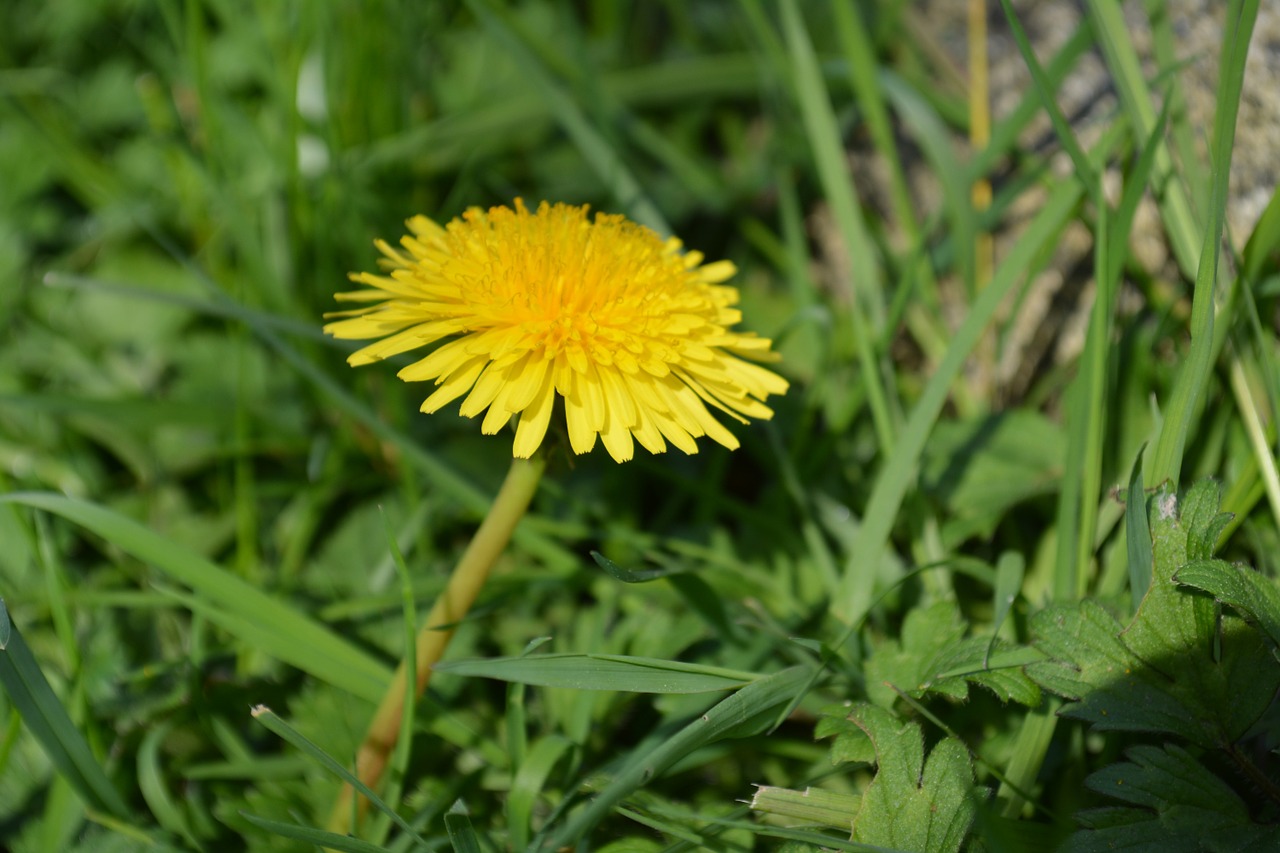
<box><xmin>325</xmin><ymin>199</ymin><xmax>788</xmax><ymax>463</ymax></box>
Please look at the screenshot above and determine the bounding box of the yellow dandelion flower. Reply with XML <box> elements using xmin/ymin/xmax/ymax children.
<box><xmin>325</xmin><ymin>199</ymin><xmax>788</xmax><ymax>463</ymax></box>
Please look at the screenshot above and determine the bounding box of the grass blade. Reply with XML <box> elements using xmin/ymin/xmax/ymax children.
<box><xmin>251</xmin><ymin>706</ymin><xmax>430</xmax><ymax>849</ymax></box>
<box><xmin>542</xmin><ymin>665</ymin><xmax>813</xmax><ymax>847</ymax></box>
<box><xmin>1150</xmin><ymin>0</ymin><xmax>1258</xmax><ymax>487</ymax></box>
<box><xmin>436</xmin><ymin>653</ymin><xmax>758</xmax><ymax>693</ymax></box>
<box><xmin>444</xmin><ymin>800</ymin><xmax>482</xmax><ymax>853</ymax></box>
<box><xmin>239</xmin><ymin>812</ymin><xmax>395</xmax><ymax>852</ymax></box>
<box><xmin>0</xmin><ymin>600</ymin><xmax>130</xmax><ymax>818</ymax></box>
<box><xmin>779</xmin><ymin>0</ymin><xmax>897</xmax><ymax>455</ymax></box>
<box><xmin>1124</xmin><ymin>447</ymin><xmax>1154</xmax><ymax>612</ymax></box>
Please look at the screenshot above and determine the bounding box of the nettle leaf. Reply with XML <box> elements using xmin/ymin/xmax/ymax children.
<box><xmin>1028</xmin><ymin>481</ymin><xmax>1276</xmax><ymax>748</ymax></box>
<box><xmin>1062</xmin><ymin>744</ymin><xmax>1276</xmax><ymax>852</ymax></box>
<box><xmin>848</xmin><ymin>704</ymin><xmax>976</xmax><ymax>853</ymax></box>
<box><xmin>866</xmin><ymin>600</ymin><xmax>1040</xmax><ymax>708</ymax></box>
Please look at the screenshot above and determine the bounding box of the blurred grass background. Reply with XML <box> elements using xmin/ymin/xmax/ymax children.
<box><xmin>1</xmin><ymin>0</ymin><xmax>1278</xmax><ymax>850</ymax></box>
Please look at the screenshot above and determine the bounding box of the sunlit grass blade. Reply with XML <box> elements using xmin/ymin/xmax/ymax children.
<box><xmin>1084</xmin><ymin>0</ymin><xmax>1203</xmax><ymax>277</ymax></box>
<box><xmin>779</xmin><ymin>0</ymin><xmax>896</xmax><ymax>455</ymax></box>
<box><xmin>1150</xmin><ymin>0</ymin><xmax>1259</xmax><ymax>488</ymax></box>
<box><xmin>998</xmin><ymin>0</ymin><xmax>1098</xmax><ymax>200</ymax></box>
<box><xmin>0</xmin><ymin>493</ymin><xmax>391</xmax><ymax>703</ymax></box>
<box><xmin>995</xmin><ymin>701</ymin><xmax>1061</xmax><ymax>819</ymax></box>
<box><xmin>0</xmin><ymin>600</ymin><xmax>131</xmax><ymax>818</ymax></box>
<box><xmin>879</xmin><ymin>72</ymin><xmax>973</xmax><ymax>294</ymax></box>
<box><xmin>833</xmin><ymin>1</ymin><xmax>944</xmax><ymax>318</ymax></box>
<box><xmin>378</xmin><ymin>508</ymin><xmax>419</xmax><ymax>848</ymax></box>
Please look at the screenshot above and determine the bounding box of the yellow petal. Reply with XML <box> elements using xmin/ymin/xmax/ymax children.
<box><xmin>512</xmin><ymin>369</ymin><xmax>555</xmax><ymax>458</ymax></box>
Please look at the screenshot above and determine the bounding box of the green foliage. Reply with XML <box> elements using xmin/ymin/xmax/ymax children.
<box><xmin>4</xmin><ymin>0</ymin><xmax>1280</xmax><ymax>850</ymax></box>
<box><xmin>1065</xmin><ymin>744</ymin><xmax>1276</xmax><ymax>853</ymax></box>
<box><xmin>761</xmin><ymin>704</ymin><xmax>977</xmax><ymax>852</ymax></box>
<box><xmin>1029</xmin><ymin>481</ymin><xmax>1280</xmax><ymax>844</ymax></box>
<box><xmin>864</xmin><ymin>599</ymin><xmax>1041</xmax><ymax>709</ymax></box>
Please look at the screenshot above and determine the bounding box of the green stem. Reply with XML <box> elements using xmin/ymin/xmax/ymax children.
<box><xmin>327</xmin><ymin>454</ymin><xmax>546</xmax><ymax>833</ymax></box>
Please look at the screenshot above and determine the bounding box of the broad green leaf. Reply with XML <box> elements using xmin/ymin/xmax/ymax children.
<box><xmin>1062</xmin><ymin>744</ymin><xmax>1276</xmax><ymax>852</ymax></box>
<box><xmin>847</xmin><ymin>704</ymin><xmax>975</xmax><ymax>853</ymax></box>
<box><xmin>435</xmin><ymin>653</ymin><xmax>757</xmax><ymax>693</ymax></box>
<box><xmin>865</xmin><ymin>600</ymin><xmax>966</xmax><ymax>707</ymax></box>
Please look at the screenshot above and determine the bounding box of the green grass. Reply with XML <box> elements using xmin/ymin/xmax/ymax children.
<box><xmin>2</xmin><ymin>1</ymin><xmax>1280</xmax><ymax>850</ymax></box>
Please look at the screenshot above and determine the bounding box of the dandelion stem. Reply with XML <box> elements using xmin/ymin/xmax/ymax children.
<box><xmin>327</xmin><ymin>454</ymin><xmax>546</xmax><ymax>834</ymax></box>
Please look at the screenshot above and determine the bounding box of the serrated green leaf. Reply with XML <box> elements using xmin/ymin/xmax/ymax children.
<box><xmin>927</xmin><ymin>638</ymin><xmax>1042</xmax><ymax>706</ymax></box>
<box><xmin>847</xmin><ymin>704</ymin><xmax>975</xmax><ymax>853</ymax></box>
<box><xmin>1030</xmin><ymin>481</ymin><xmax>1276</xmax><ymax>748</ymax></box>
<box><xmin>1061</xmin><ymin>744</ymin><xmax>1276</xmax><ymax>852</ymax></box>
<box><xmin>1176</xmin><ymin>559</ymin><xmax>1280</xmax><ymax>651</ymax></box>
<box><xmin>865</xmin><ymin>600</ymin><xmax>966</xmax><ymax>706</ymax></box>
<box><xmin>435</xmin><ymin>653</ymin><xmax>756</xmax><ymax>693</ymax></box>
<box><xmin>816</xmin><ymin>708</ymin><xmax>876</xmax><ymax>767</ymax></box>
<box><xmin>866</xmin><ymin>600</ymin><xmax>1041</xmax><ymax>707</ymax></box>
